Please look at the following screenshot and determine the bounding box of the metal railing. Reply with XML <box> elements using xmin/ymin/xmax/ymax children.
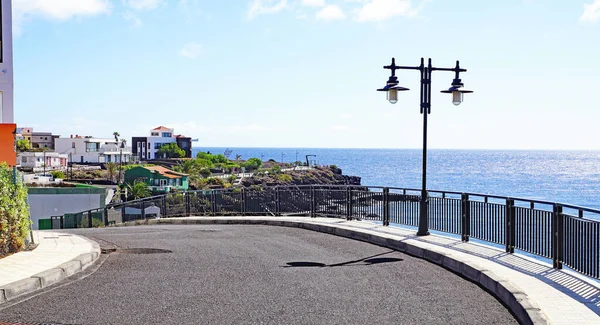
<box><xmin>52</xmin><ymin>185</ymin><xmax>600</xmax><ymax>279</ymax></box>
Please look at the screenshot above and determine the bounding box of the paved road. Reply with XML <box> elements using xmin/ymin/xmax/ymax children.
<box><xmin>0</xmin><ymin>225</ymin><xmax>517</xmax><ymax>325</ymax></box>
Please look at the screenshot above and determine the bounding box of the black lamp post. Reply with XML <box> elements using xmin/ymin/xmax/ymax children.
<box><xmin>378</xmin><ymin>57</ymin><xmax>473</xmax><ymax>236</ymax></box>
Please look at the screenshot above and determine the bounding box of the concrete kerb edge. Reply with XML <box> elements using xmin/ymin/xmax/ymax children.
<box><xmin>0</xmin><ymin>233</ymin><xmax>102</xmax><ymax>305</ymax></box>
<box><xmin>115</xmin><ymin>217</ymin><xmax>548</xmax><ymax>325</ymax></box>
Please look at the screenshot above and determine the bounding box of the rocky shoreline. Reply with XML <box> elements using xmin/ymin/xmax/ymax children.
<box><xmin>239</xmin><ymin>165</ymin><xmax>361</xmax><ymax>188</ymax></box>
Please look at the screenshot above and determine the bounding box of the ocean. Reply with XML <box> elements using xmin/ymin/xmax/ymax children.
<box><xmin>192</xmin><ymin>147</ymin><xmax>600</xmax><ymax>210</ymax></box>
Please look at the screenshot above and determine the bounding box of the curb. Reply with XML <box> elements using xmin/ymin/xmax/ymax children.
<box><xmin>0</xmin><ymin>235</ymin><xmax>101</xmax><ymax>304</ymax></box>
<box><xmin>122</xmin><ymin>217</ymin><xmax>549</xmax><ymax>325</ymax></box>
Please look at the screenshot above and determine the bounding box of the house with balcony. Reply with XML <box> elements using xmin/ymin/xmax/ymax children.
<box><xmin>132</xmin><ymin>126</ymin><xmax>192</xmax><ymax>160</ymax></box>
<box><xmin>124</xmin><ymin>165</ymin><xmax>189</xmax><ymax>193</ymax></box>
<box><xmin>55</xmin><ymin>135</ymin><xmax>133</xmax><ymax>164</ymax></box>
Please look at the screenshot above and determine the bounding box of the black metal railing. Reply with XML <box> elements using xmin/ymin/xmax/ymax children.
<box><xmin>51</xmin><ymin>185</ymin><xmax>600</xmax><ymax>280</ymax></box>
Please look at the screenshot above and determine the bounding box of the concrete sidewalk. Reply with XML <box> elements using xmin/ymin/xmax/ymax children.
<box><xmin>0</xmin><ymin>231</ymin><xmax>100</xmax><ymax>303</ymax></box>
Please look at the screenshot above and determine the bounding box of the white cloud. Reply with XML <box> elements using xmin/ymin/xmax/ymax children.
<box><xmin>339</xmin><ymin>113</ymin><xmax>354</xmax><ymax>119</ymax></box>
<box><xmin>316</xmin><ymin>5</ymin><xmax>346</xmax><ymax>21</ymax></box>
<box><xmin>13</xmin><ymin>0</ymin><xmax>111</xmax><ymax>35</ymax></box>
<box><xmin>13</xmin><ymin>0</ymin><xmax>111</xmax><ymax>20</ymax></box>
<box><xmin>581</xmin><ymin>0</ymin><xmax>600</xmax><ymax>23</ymax></box>
<box><xmin>179</xmin><ymin>43</ymin><xmax>203</xmax><ymax>59</ymax></box>
<box><xmin>122</xmin><ymin>12</ymin><xmax>143</xmax><ymax>28</ymax></box>
<box><xmin>302</xmin><ymin>0</ymin><xmax>326</xmax><ymax>7</ymax></box>
<box><xmin>247</xmin><ymin>0</ymin><xmax>288</xmax><ymax>20</ymax></box>
<box><xmin>355</xmin><ymin>0</ymin><xmax>420</xmax><ymax>22</ymax></box>
<box><xmin>123</xmin><ymin>0</ymin><xmax>164</xmax><ymax>10</ymax></box>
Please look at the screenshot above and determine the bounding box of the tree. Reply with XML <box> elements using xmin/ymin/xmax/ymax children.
<box><xmin>16</xmin><ymin>139</ymin><xmax>31</xmax><ymax>152</ymax></box>
<box><xmin>127</xmin><ymin>181</ymin><xmax>151</xmax><ymax>200</ymax></box>
<box><xmin>157</xmin><ymin>143</ymin><xmax>185</xmax><ymax>159</ymax></box>
<box><xmin>120</xmin><ymin>138</ymin><xmax>127</xmax><ymax>149</ymax></box>
<box><xmin>242</xmin><ymin>157</ymin><xmax>262</xmax><ymax>171</ymax></box>
<box><xmin>105</xmin><ymin>162</ymin><xmax>117</xmax><ymax>183</ymax></box>
<box><xmin>235</xmin><ymin>154</ymin><xmax>242</xmax><ymax>161</ymax></box>
<box><xmin>113</xmin><ymin>132</ymin><xmax>120</xmax><ymax>143</ymax></box>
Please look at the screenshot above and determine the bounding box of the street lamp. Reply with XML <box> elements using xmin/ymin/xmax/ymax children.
<box><xmin>377</xmin><ymin>57</ymin><xmax>472</xmax><ymax>236</ymax></box>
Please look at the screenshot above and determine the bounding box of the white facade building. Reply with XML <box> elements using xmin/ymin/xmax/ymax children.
<box><xmin>55</xmin><ymin>136</ymin><xmax>133</xmax><ymax>164</ymax></box>
<box><xmin>18</xmin><ymin>152</ymin><xmax>68</xmax><ymax>171</ymax></box>
<box><xmin>132</xmin><ymin>126</ymin><xmax>192</xmax><ymax>160</ymax></box>
<box><xmin>0</xmin><ymin>0</ymin><xmax>14</xmax><ymax>123</ymax></box>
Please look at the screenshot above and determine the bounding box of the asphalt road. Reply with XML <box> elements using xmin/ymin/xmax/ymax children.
<box><xmin>0</xmin><ymin>225</ymin><xmax>518</xmax><ymax>325</ymax></box>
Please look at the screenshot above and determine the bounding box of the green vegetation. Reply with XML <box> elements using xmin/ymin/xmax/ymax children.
<box><xmin>50</xmin><ymin>170</ymin><xmax>65</xmax><ymax>179</ymax></box>
<box><xmin>241</xmin><ymin>157</ymin><xmax>262</xmax><ymax>171</ymax></box>
<box><xmin>105</xmin><ymin>162</ymin><xmax>117</xmax><ymax>183</ymax></box>
<box><xmin>157</xmin><ymin>143</ymin><xmax>186</xmax><ymax>159</ymax></box>
<box><xmin>0</xmin><ymin>164</ymin><xmax>31</xmax><ymax>257</ymax></box>
<box><xmin>127</xmin><ymin>180</ymin><xmax>151</xmax><ymax>200</ymax></box>
<box><xmin>16</xmin><ymin>139</ymin><xmax>31</xmax><ymax>152</ymax></box>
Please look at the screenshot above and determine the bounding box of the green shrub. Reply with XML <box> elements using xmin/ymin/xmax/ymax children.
<box><xmin>277</xmin><ymin>174</ymin><xmax>292</xmax><ymax>182</ymax></box>
<box><xmin>0</xmin><ymin>164</ymin><xmax>31</xmax><ymax>257</ymax></box>
<box><xmin>50</xmin><ymin>170</ymin><xmax>66</xmax><ymax>179</ymax></box>
<box><xmin>270</xmin><ymin>165</ymin><xmax>282</xmax><ymax>175</ymax></box>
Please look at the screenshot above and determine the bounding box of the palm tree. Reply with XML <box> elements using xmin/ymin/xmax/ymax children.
<box><xmin>128</xmin><ymin>181</ymin><xmax>151</xmax><ymax>200</ymax></box>
<box><xmin>113</xmin><ymin>132</ymin><xmax>120</xmax><ymax>143</ymax></box>
<box><xmin>120</xmin><ymin>138</ymin><xmax>127</xmax><ymax>149</ymax></box>
<box><xmin>105</xmin><ymin>162</ymin><xmax>117</xmax><ymax>183</ymax></box>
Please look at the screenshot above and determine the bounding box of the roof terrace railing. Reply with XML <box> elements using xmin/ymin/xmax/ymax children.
<box><xmin>51</xmin><ymin>185</ymin><xmax>600</xmax><ymax>280</ymax></box>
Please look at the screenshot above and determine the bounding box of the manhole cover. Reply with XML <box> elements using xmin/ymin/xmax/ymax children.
<box><xmin>116</xmin><ymin>248</ymin><xmax>172</xmax><ymax>254</ymax></box>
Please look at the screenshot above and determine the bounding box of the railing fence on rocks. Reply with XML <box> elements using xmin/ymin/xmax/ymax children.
<box><xmin>50</xmin><ymin>185</ymin><xmax>600</xmax><ymax>280</ymax></box>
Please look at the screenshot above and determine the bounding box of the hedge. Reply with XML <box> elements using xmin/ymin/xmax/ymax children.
<box><xmin>0</xmin><ymin>164</ymin><xmax>31</xmax><ymax>257</ymax></box>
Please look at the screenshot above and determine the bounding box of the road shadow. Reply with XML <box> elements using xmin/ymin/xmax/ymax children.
<box><xmin>283</xmin><ymin>251</ymin><xmax>403</xmax><ymax>268</ymax></box>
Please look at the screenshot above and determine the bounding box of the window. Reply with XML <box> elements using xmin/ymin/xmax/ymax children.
<box><xmin>22</xmin><ymin>157</ymin><xmax>28</xmax><ymax>163</ymax></box>
<box><xmin>72</xmin><ymin>142</ymin><xmax>75</xmax><ymax>148</ymax></box>
<box><xmin>148</xmin><ymin>143</ymin><xmax>151</xmax><ymax>149</ymax></box>
<box><xmin>154</xmin><ymin>143</ymin><xmax>164</xmax><ymax>149</ymax></box>
<box><xmin>162</xmin><ymin>133</ymin><xmax>172</xmax><ymax>138</ymax></box>
<box><xmin>151</xmin><ymin>132</ymin><xmax>159</xmax><ymax>136</ymax></box>
<box><xmin>160</xmin><ymin>179</ymin><xmax>167</xmax><ymax>187</ymax></box>
<box><xmin>85</xmin><ymin>142</ymin><xmax>99</xmax><ymax>152</ymax></box>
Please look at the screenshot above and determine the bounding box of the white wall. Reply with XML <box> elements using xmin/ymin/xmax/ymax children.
<box><xmin>0</xmin><ymin>0</ymin><xmax>14</xmax><ymax>123</ymax></box>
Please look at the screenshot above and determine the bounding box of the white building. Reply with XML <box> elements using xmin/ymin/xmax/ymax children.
<box><xmin>55</xmin><ymin>135</ymin><xmax>133</xmax><ymax>164</ymax></box>
<box><xmin>132</xmin><ymin>126</ymin><xmax>192</xmax><ymax>160</ymax></box>
<box><xmin>0</xmin><ymin>0</ymin><xmax>14</xmax><ymax>124</ymax></box>
<box><xmin>18</xmin><ymin>152</ymin><xmax>68</xmax><ymax>171</ymax></box>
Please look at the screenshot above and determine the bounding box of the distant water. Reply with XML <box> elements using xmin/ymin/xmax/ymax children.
<box><xmin>192</xmin><ymin>147</ymin><xmax>600</xmax><ymax>210</ymax></box>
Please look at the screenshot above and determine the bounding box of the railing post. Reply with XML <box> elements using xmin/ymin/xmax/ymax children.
<box><xmin>552</xmin><ymin>204</ymin><xmax>564</xmax><ymax>269</ymax></box>
<box><xmin>505</xmin><ymin>199</ymin><xmax>515</xmax><ymax>253</ymax></box>
<box><xmin>310</xmin><ymin>186</ymin><xmax>316</xmax><ymax>218</ymax></box>
<box><xmin>241</xmin><ymin>188</ymin><xmax>247</xmax><ymax>215</ymax></box>
<box><xmin>104</xmin><ymin>207</ymin><xmax>109</xmax><ymax>227</ymax></box>
<box><xmin>87</xmin><ymin>211</ymin><xmax>93</xmax><ymax>228</ymax></box>
<box><xmin>211</xmin><ymin>190</ymin><xmax>217</xmax><ymax>215</ymax></box>
<box><xmin>383</xmin><ymin>188</ymin><xmax>390</xmax><ymax>226</ymax></box>
<box><xmin>275</xmin><ymin>186</ymin><xmax>281</xmax><ymax>215</ymax></box>
<box><xmin>346</xmin><ymin>187</ymin><xmax>352</xmax><ymax>220</ymax></box>
<box><xmin>185</xmin><ymin>192</ymin><xmax>191</xmax><ymax>216</ymax></box>
<box><xmin>461</xmin><ymin>194</ymin><xmax>470</xmax><ymax>242</ymax></box>
<box><xmin>60</xmin><ymin>215</ymin><xmax>64</xmax><ymax>229</ymax></box>
<box><xmin>141</xmin><ymin>200</ymin><xmax>146</xmax><ymax>220</ymax></box>
<box><xmin>122</xmin><ymin>205</ymin><xmax>127</xmax><ymax>222</ymax></box>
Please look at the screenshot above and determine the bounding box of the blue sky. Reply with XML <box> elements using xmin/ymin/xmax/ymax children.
<box><xmin>12</xmin><ymin>0</ymin><xmax>600</xmax><ymax>149</ymax></box>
